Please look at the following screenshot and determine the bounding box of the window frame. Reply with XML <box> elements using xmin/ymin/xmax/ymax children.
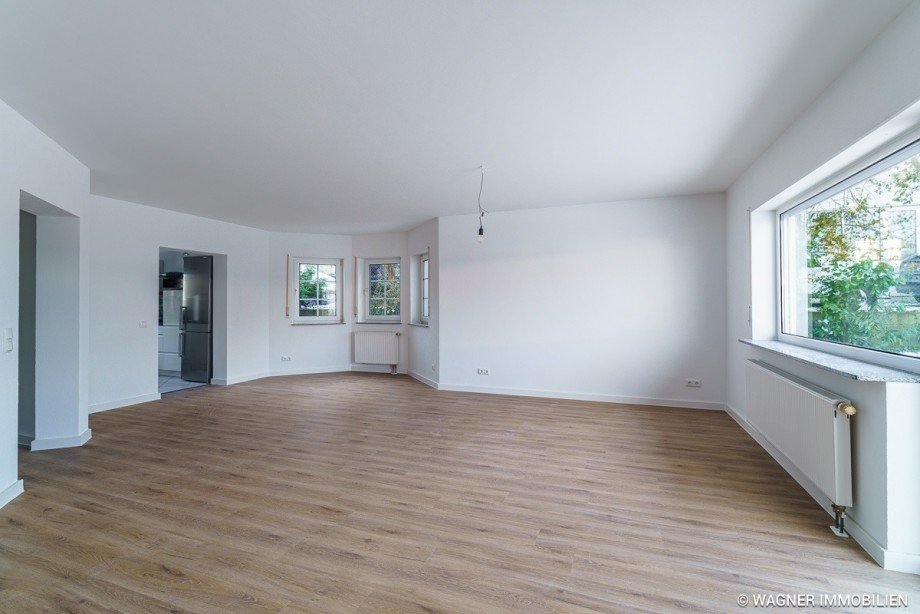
<box><xmin>363</xmin><ymin>257</ymin><xmax>402</xmax><ymax>323</ymax></box>
<box><xmin>419</xmin><ymin>253</ymin><xmax>430</xmax><ymax>325</ymax></box>
<box><xmin>776</xmin><ymin>137</ymin><xmax>920</xmax><ymax>373</ymax></box>
<box><xmin>290</xmin><ymin>257</ymin><xmax>343</xmax><ymax>325</ymax></box>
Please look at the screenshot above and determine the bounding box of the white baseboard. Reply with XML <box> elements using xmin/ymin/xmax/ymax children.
<box><xmin>436</xmin><ymin>382</ymin><xmax>725</xmax><ymax>411</ymax></box>
<box><xmin>351</xmin><ymin>364</ymin><xmax>407</xmax><ymax>375</ymax></box>
<box><xmin>89</xmin><ymin>393</ymin><xmax>161</xmax><ymax>414</ymax></box>
<box><xmin>0</xmin><ymin>479</ymin><xmax>24</xmax><ymax>509</ymax></box>
<box><xmin>883</xmin><ymin>549</ymin><xmax>920</xmax><ymax>575</ymax></box>
<box><xmin>30</xmin><ymin>428</ymin><xmax>92</xmax><ymax>452</ymax></box>
<box><xmin>724</xmin><ymin>405</ymin><xmax>888</xmax><ymax>569</ymax></box>
<box><xmin>268</xmin><ymin>365</ymin><xmax>352</xmax><ymax>378</ymax></box>
<box><xmin>408</xmin><ymin>370</ymin><xmax>439</xmax><ymax>389</ymax></box>
<box><xmin>211</xmin><ymin>372</ymin><xmax>270</xmax><ymax>386</ymax></box>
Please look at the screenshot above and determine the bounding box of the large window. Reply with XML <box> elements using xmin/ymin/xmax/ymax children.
<box><xmin>291</xmin><ymin>258</ymin><xmax>342</xmax><ymax>324</ymax></box>
<box><xmin>780</xmin><ymin>141</ymin><xmax>920</xmax><ymax>361</ymax></box>
<box><xmin>366</xmin><ymin>258</ymin><xmax>400</xmax><ymax>321</ymax></box>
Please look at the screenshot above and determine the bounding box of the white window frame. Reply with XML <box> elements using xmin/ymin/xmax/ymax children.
<box><xmin>776</xmin><ymin>137</ymin><xmax>920</xmax><ymax>374</ymax></box>
<box><xmin>363</xmin><ymin>257</ymin><xmax>402</xmax><ymax>323</ymax></box>
<box><xmin>290</xmin><ymin>257</ymin><xmax>343</xmax><ymax>324</ymax></box>
<box><xmin>419</xmin><ymin>253</ymin><xmax>430</xmax><ymax>325</ymax></box>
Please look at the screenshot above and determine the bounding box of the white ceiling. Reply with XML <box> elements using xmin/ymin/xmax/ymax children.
<box><xmin>0</xmin><ymin>1</ymin><xmax>911</xmax><ymax>234</ymax></box>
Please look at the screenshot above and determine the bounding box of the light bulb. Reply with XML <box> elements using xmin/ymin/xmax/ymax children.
<box><xmin>477</xmin><ymin>225</ymin><xmax>485</xmax><ymax>243</ymax></box>
<box><xmin>477</xmin><ymin>234</ymin><xmax>485</xmax><ymax>243</ymax></box>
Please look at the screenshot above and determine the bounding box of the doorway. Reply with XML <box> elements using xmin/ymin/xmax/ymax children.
<box><xmin>158</xmin><ymin>248</ymin><xmax>213</xmax><ymax>394</ymax></box>
<box><xmin>18</xmin><ymin>191</ymin><xmax>83</xmax><ymax>450</ymax></box>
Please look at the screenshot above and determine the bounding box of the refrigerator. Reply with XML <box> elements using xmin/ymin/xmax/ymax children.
<box><xmin>180</xmin><ymin>256</ymin><xmax>213</xmax><ymax>383</ymax></box>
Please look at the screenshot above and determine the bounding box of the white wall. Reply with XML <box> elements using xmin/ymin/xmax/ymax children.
<box><xmin>269</xmin><ymin>232</ymin><xmax>354</xmax><ymax>375</ymax></box>
<box><xmin>438</xmin><ymin>195</ymin><xmax>727</xmax><ymax>408</ymax></box>
<box><xmin>407</xmin><ymin>218</ymin><xmax>439</xmax><ymax>386</ymax></box>
<box><xmin>86</xmin><ymin>195</ymin><xmax>272</xmax><ymax>410</ymax></box>
<box><xmin>725</xmin><ymin>2</ymin><xmax>920</xmax><ymax>572</ymax></box>
<box><xmin>0</xmin><ymin>99</ymin><xmax>89</xmax><ymax>504</ymax></box>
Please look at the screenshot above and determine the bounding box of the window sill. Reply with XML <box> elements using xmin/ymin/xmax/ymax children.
<box><xmin>408</xmin><ymin>322</ymin><xmax>429</xmax><ymax>328</ymax></box>
<box><xmin>290</xmin><ymin>321</ymin><xmax>345</xmax><ymax>326</ymax></box>
<box><xmin>739</xmin><ymin>339</ymin><xmax>920</xmax><ymax>383</ymax></box>
<box><xmin>355</xmin><ymin>321</ymin><xmax>402</xmax><ymax>325</ymax></box>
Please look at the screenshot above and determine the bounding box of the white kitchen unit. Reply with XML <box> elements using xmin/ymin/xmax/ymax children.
<box><xmin>158</xmin><ymin>325</ymin><xmax>181</xmax><ymax>373</ymax></box>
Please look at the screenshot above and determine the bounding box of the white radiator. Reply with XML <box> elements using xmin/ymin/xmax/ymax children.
<box><xmin>354</xmin><ymin>331</ymin><xmax>399</xmax><ymax>366</ymax></box>
<box><xmin>745</xmin><ymin>360</ymin><xmax>854</xmax><ymax>516</ymax></box>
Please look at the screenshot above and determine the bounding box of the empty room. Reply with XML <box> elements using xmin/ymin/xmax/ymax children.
<box><xmin>2</xmin><ymin>1</ymin><xmax>920</xmax><ymax>611</ymax></box>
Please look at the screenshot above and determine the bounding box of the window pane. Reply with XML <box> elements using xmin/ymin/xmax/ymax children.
<box><xmin>369</xmin><ymin>281</ymin><xmax>386</xmax><ymax>298</ymax></box>
<box><xmin>385</xmin><ymin>299</ymin><xmax>400</xmax><ymax>316</ymax></box>
<box><xmin>422</xmin><ymin>297</ymin><xmax>429</xmax><ymax>318</ymax></box>
<box><xmin>369</xmin><ymin>264</ymin><xmax>385</xmax><ymax>281</ymax></box>
<box><xmin>781</xmin><ymin>150</ymin><xmax>920</xmax><ymax>357</ymax></box>
<box><xmin>369</xmin><ymin>299</ymin><xmax>386</xmax><ymax>316</ymax></box>
<box><xmin>422</xmin><ymin>258</ymin><xmax>429</xmax><ymax>279</ymax></box>
<box><xmin>317</xmin><ymin>264</ymin><xmax>336</xmax><ymax>281</ymax></box>
<box><xmin>388</xmin><ymin>263</ymin><xmax>400</xmax><ymax>281</ymax></box>
<box><xmin>384</xmin><ymin>281</ymin><xmax>399</xmax><ymax>298</ymax></box>
<box><xmin>299</xmin><ymin>264</ymin><xmax>319</xmax><ymax>299</ymax></box>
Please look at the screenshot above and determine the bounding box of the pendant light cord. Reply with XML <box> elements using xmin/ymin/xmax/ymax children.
<box><xmin>478</xmin><ymin>166</ymin><xmax>488</xmax><ymax>219</ymax></box>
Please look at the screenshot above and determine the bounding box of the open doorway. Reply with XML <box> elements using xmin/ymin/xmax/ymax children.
<box><xmin>18</xmin><ymin>191</ymin><xmax>84</xmax><ymax>450</ymax></box>
<box><xmin>158</xmin><ymin>248</ymin><xmax>214</xmax><ymax>394</ymax></box>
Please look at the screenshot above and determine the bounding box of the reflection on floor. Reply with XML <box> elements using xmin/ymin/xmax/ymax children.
<box><xmin>158</xmin><ymin>374</ymin><xmax>206</xmax><ymax>394</ymax></box>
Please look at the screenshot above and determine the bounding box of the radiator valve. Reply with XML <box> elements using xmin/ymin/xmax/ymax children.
<box><xmin>837</xmin><ymin>402</ymin><xmax>856</xmax><ymax>416</ymax></box>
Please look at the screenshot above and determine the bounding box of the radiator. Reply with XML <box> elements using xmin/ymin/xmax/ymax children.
<box><xmin>354</xmin><ymin>331</ymin><xmax>399</xmax><ymax>366</ymax></box>
<box><xmin>745</xmin><ymin>360</ymin><xmax>855</xmax><ymax>527</ymax></box>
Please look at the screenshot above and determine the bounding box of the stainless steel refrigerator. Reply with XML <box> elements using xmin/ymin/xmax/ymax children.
<box><xmin>180</xmin><ymin>256</ymin><xmax>213</xmax><ymax>383</ymax></box>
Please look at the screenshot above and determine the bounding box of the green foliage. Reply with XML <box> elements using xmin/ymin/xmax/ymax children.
<box><xmin>806</xmin><ymin>157</ymin><xmax>920</xmax><ymax>354</ymax></box>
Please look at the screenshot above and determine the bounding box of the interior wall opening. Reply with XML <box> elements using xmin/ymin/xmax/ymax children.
<box><xmin>158</xmin><ymin>247</ymin><xmax>227</xmax><ymax>394</ymax></box>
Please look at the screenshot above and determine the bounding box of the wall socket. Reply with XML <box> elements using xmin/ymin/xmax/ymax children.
<box><xmin>477</xmin><ymin>368</ymin><xmax>490</xmax><ymax>375</ymax></box>
<box><xmin>280</xmin><ymin>356</ymin><xmax>292</xmax><ymax>362</ymax></box>
<box><xmin>686</xmin><ymin>379</ymin><xmax>702</xmax><ymax>388</ymax></box>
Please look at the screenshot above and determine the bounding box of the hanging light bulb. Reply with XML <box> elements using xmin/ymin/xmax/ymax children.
<box><xmin>476</xmin><ymin>165</ymin><xmax>487</xmax><ymax>243</ymax></box>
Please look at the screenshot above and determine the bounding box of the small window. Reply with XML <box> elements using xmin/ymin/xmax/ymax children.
<box><xmin>365</xmin><ymin>258</ymin><xmax>401</xmax><ymax>321</ymax></box>
<box><xmin>779</xmin><ymin>140</ymin><xmax>920</xmax><ymax>361</ymax></box>
<box><xmin>291</xmin><ymin>258</ymin><xmax>342</xmax><ymax>324</ymax></box>
<box><xmin>420</xmin><ymin>254</ymin><xmax>430</xmax><ymax>324</ymax></box>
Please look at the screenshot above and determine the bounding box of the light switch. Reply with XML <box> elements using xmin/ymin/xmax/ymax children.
<box><xmin>4</xmin><ymin>328</ymin><xmax>12</xmax><ymax>353</ymax></box>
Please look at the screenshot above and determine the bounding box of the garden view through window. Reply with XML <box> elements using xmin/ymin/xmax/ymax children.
<box><xmin>780</xmin><ymin>144</ymin><xmax>920</xmax><ymax>360</ymax></box>
<box><xmin>298</xmin><ymin>262</ymin><xmax>337</xmax><ymax>318</ymax></box>
<box><xmin>369</xmin><ymin>261</ymin><xmax>400</xmax><ymax>318</ymax></box>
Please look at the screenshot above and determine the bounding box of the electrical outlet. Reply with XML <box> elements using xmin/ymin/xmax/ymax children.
<box><xmin>281</xmin><ymin>356</ymin><xmax>292</xmax><ymax>362</ymax></box>
<box><xmin>477</xmin><ymin>368</ymin><xmax>490</xmax><ymax>375</ymax></box>
<box><xmin>686</xmin><ymin>379</ymin><xmax>702</xmax><ymax>388</ymax></box>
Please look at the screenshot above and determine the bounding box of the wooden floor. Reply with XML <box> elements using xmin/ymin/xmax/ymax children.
<box><xmin>1</xmin><ymin>374</ymin><xmax>916</xmax><ymax>612</ymax></box>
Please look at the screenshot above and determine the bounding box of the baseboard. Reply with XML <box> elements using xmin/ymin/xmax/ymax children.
<box><xmin>30</xmin><ymin>428</ymin><xmax>92</xmax><ymax>452</ymax></box>
<box><xmin>89</xmin><ymin>393</ymin><xmax>161</xmax><ymax>414</ymax></box>
<box><xmin>436</xmin><ymin>382</ymin><xmax>725</xmax><ymax>411</ymax></box>
<box><xmin>0</xmin><ymin>480</ymin><xmax>24</xmax><ymax>509</ymax></box>
<box><xmin>724</xmin><ymin>404</ymin><xmax>887</xmax><ymax>569</ymax></box>
<box><xmin>884</xmin><ymin>549</ymin><xmax>920</xmax><ymax>575</ymax></box>
<box><xmin>408</xmin><ymin>370</ymin><xmax>439</xmax><ymax>389</ymax></box>
<box><xmin>268</xmin><ymin>365</ymin><xmax>352</xmax><ymax>378</ymax></box>
<box><xmin>351</xmin><ymin>364</ymin><xmax>408</xmax><ymax>375</ymax></box>
<box><xmin>211</xmin><ymin>372</ymin><xmax>270</xmax><ymax>386</ymax></box>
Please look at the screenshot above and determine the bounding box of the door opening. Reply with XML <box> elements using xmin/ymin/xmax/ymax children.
<box><xmin>158</xmin><ymin>248</ymin><xmax>213</xmax><ymax>394</ymax></box>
